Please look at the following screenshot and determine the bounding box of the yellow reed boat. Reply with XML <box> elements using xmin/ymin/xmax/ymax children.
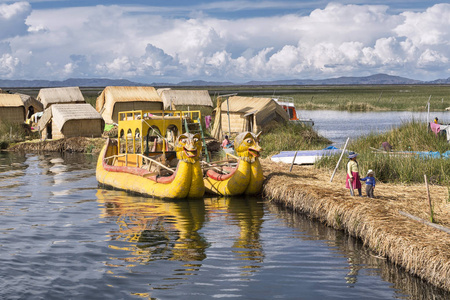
<box><xmin>96</xmin><ymin>110</ymin><xmax>205</xmax><ymax>199</ymax></box>
<box><xmin>203</xmin><ymin>132</ymin><xmax>264</xmax><ymax>196</ymax></box>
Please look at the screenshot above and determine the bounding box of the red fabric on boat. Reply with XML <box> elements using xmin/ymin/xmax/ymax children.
<box><xmin>206</xmin><ymin>161</ymin><xmax>239</xmax><ymax>181</ymax></box>
<box><xmin>101</xmin><ymin>138</ymin><xmax>176</xmax><ymax>184</ymax></box>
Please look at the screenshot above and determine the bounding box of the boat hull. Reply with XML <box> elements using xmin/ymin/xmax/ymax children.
<box><xmin>96</xmin><ymin>140</ymin><xmax>205</xmax><ymax>199</ymax></box>
<box><xmin>204</xmin><ymin>159</ymin><xmax>263</xmax><ymax>196</ymax></box>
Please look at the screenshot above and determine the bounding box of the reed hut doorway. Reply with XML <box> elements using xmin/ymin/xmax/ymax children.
<box><xmin>46</xmin><ymin>122</ymin><xmax>52</xmax><ymax>139</ymax></box>
<box><xmin>244</xmin><ymin>111</ymin><xmax>255</xmax><ymax>132</ymax></box>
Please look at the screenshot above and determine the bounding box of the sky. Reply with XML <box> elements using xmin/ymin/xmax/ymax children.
<box><xmin>0</xmin><ymin>0</ymin><xmax>449</xmax><ymax>83</ymax></box>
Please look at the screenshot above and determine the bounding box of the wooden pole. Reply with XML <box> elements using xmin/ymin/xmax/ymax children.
<box><xmin>427</xmin><ymin>95</ymin><xmax>431</xmax><ymax>129</ymax></box>
<box><xmin>330</xmin><ymin>137</ymin><xmax>350</xmax><ymax>182</ymax></box>
<box><xmin>348</xmin><ymin>178</ymin><xmax>354</xmax><ymax>196</ymax></box>
<box><xmin>226</xmin><ymin>97</ymin><xmax>231</xmax><ymax>137</ymax></box>
<box><xmin>399</xmin><ymin>211</ymin><xmax>449</xmax><ymax>234</ymax></box>
<box><xmin>289</xmin><ymin>151</ymin><xmax>298</xmax><ymax>172</ymax></box>
<box><xmin>424</xmin><ymin>174</ymin><xmax>434</xmax><ymax>223</ymax></box>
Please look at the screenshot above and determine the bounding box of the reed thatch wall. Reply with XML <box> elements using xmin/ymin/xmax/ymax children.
<box><xmin>0</xmin><ymin>94</ymin><xmax>26</xmax><ymax>124</ymax></box>
<box><xmin>218</xmin><ymin>96</ymin><xmax>289</xmax><ymax>134</ymax></box>
<box><xmin>17</xmin><ymin>93</ymin><xmax>44</xmax><ymax>115</ymax></box>
<box><xmin>158</xmin><ymin>89</ymin><xmax>213</xmax><ymax>109</ymax></box>
<box><xmin>37</xmin><ymin>87</ymin><xmax>85</xmax><ymax>109</ymax></box>
<box><xmin>261</xmin><ymin>160</ymin><xmax>450</xmax><ymax>292</ymax></box>
<box><xmin>96</xmin><ymin>86</ymin><xmax>164</xmax><ymax>124</ymax></box>
<box><xmin>39</xmin><ymin>103</ymin><xmax>104</xmax><ymax>139</ymax></box>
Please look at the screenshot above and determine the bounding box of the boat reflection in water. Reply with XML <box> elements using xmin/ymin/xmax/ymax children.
<box><xmin>204</xmin><ymin>196</ymin><xmax>265</xmax><ymax>272</ymax></box>
<box><xmin>97</xmin><ymin>189</ymin><xmax>208</xmax><ymax>265</ymax></box>
<box><xmin>96</xmin><ymin>190</ymin><xmax>265</xmax><ymax>279</ymax></box>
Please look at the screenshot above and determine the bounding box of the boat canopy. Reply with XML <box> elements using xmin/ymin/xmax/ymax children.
<box><xmin>117</xmin><ymin>110</ymin><xmax>183</xmax><ymax>155</ymax></box>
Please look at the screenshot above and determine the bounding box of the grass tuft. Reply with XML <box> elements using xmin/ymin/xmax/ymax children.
<box><xmin>260</xmin><ymin>122</ymin><xmax>331</xmax><ymax>157</ymax></box>
<box><xmin>316</xmin><ymin>121</ymin><xmax>450</xmax><ymax>184</ymax></box>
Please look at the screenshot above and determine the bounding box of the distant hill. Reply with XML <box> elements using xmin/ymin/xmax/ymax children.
<box><xmin>245</xmin><ymin>74</ymin><xmax>424</xmax><ymax>85</ymax></box>
<box><xmin>428</xmin><ymin>77</ymin><xmax>450</xmax><ymax>84</ymax></box>
<box><xmin>0</xmin><ymin>74</ymin><xmax>448</xmax><ymax>88</ymax></box>
<box><xmin>176</xmin><ymin>79</ymin><xmax>235</xmax><ymax>86</ymax></box>
<box><xmin>0</xmin><ymin>78</ymin><xmax>142</xmax><ymax>88</ymax></box>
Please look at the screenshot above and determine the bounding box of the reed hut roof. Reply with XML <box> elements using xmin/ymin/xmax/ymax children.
<box><xmin>0</xmin><ymin>93</ymin><xmax>24</xmax><ymax>107</ymax></box>
<box><xmin>158</xmin><ymin>89</ymin><xmax>213</xmax><ymax>109</ymax></box>
<box><xmin>96</xmin><ymin>86</ymin><xmax>162</xmax><ymax>112</ymax></box>
<box><xmin>17</xmin><ymin>93</ymin><xmax>44</xmax><ymax>112</ymax></box>
<box><xmin>37</xmin><ymin>87</ymin><xmax>85</xmax><ymax>109</ymax></box>
<box><xmin>42</xmin><ymin>104</ymin><xmax>104</xmax><ymax>132</ymax></box>
<box><xmin>220</xmin><ymin>96</ymin><xmax>289</xmax><ymax>122</ymax></box>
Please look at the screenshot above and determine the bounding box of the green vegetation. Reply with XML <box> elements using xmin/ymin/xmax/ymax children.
<box><xmin>260</xmin><ymin>122</ymin><xmax>331</xmax><ymax>157</ymax></box>
<box><xmin>207</xmin><ymin>85</ymin><xmax>450</xmax><ymax>112</ymax></box>
<box><xmin>316</xmin><ymin>121</ymin><xmax>450</xmax><ymax>185</ymax></box>
<box><xmin>0</xmin><ymin>122</ymin><xmax>38</xmax><ymax>149</ymax></box>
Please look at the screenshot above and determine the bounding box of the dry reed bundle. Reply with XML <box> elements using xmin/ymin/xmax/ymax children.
<box><xmin>261</xmin><ymin>159</ymin><xmax>450</xmax><ymax>292</ymax></box>
<box><xmin>8</xmin><ymin>137</ymin><xmax>106</xmax><ymax>153</ymax></box>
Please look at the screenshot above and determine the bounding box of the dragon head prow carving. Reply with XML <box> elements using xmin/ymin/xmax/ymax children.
<box><xmin>175</xmin><ymin>133</ymin><xmax>202</xmax><ymax>163</ymax></box>
<box><xmin>235</xmin><ymin>132</ymin><xmax>262</xmax><ymax>162</ymax></box>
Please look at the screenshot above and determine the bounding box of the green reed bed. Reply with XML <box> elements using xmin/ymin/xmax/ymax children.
<box><xmin>316</xmin><ymin>120</ymin><xmax>450</xmax><ymax>184</ymax></box>
<box><xmin>260</xmin><ymin>122</ymin><xmax>331</xmax><ymax>158</ymax></box>
<box><xmin>250</xmin><ymin>85</ymin><xmax>450</xmax><ymax>112</ymax></box>
<box><xmin>0</xmin><ymin>122</ymin><xmax>37</xmax><ymax>149</ymax></box>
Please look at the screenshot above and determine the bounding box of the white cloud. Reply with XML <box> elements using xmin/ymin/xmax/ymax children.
<box><xmin>0</xmin><ymin>1</ymin><xmax>31</xmax><ymax>39</ymax></box>
<box><xmin>395</xmin><ymin>4</ymin><xmax>450</xmax><ymax>46</ymax></box>
<box><xmin>0</xmin><ymin>2</ymin><xmax>449</xmax><ymax>82</ymax></box>
<box><xmin>0</xmin><ymin>53</ymin><xmax>19</xmax><ymax>77</ymax></box>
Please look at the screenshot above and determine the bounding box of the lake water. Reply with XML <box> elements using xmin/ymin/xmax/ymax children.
<box><xmin>298</xmin><ymin>110</ymin><xmax>450</xmax><ymax>145</ymax></box>
<box><xmin>1</xmin><ymin>111</ymin><xmax>450</xmax><ymax>299</ymax></box>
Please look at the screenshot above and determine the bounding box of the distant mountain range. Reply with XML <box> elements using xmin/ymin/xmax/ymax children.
<box><xmin>0</xmin><ymin>73</ymin><xmax>449</xmax><ymax>88</ymax></box>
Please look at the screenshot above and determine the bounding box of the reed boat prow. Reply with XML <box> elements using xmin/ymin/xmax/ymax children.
<box><xmin>203</xmin><ymin>131</ymin><xmax>264</xmax><ymax>196</ymax></box>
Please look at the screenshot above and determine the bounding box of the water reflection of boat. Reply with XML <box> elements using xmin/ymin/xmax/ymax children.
<box><xmin>204</xmin><ymin>196</ymin><xmax>265</xmax><ymax>269</ymax></box>
<box><xmin>97</xmin><ymin>189</ymin><xmax>208</xmax><ymax>262</ymax></box>
<box><xmin>96</xmin><ymin>110</ymin><xmax>205</xmax><ymax>199</ymax></box>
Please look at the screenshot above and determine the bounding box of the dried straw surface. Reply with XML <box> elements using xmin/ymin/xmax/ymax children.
<box><xmin>158</xmin><ymin>89</ymin><xmax>213</xmax><ymax>109</ymax></box>
<box><xmin>8</xmin><ymin>137</ymin><xmax>106</xmax><ymax>153</ymax></box>
<box><xmin>261</xmin><ymin>159</ymin><xmax>450</xmax><ymax>291</ymax></box>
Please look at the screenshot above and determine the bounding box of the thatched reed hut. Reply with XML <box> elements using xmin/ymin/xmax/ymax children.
<box><xmin>157</xmin><ymin>89</ymin><xmax>213</xmax><ymax>110</ymax></box>
<box><xmin>17</xmin><ymin>93</ymin><xmax>44</xmax><ymax>119</ymax></box>
<box><xmin>96</xmin><ymin>86</ymin><xmax>163</xmax><ymax>124</ymax></box>
<box><xmin>216</xmin><ymin>96</ymin><xmax>289</xmax><ymax>135</ymax></box>
<box><xmin>37</xmin><ymin>87</ymin><xmax>85</xmax><ymax>110</ymax></box>
<box><xmin>0</xmin><ymin>94</ymin><xmax>26</xmax><ymax>124</ymax></box>
<box><xmin>37</xmin><ymin>104</ymin><xmax>104</xmax><ymax>140</ymax></box>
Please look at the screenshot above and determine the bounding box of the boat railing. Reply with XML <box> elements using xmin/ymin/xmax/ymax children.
<box><xmin>173</xmin><ymin>110</ymin><xmax>202</xmax><ymax>123</ymax></box>
<box><xmin>200</xmin><ymin>158</ymin><xmax>238</xmax><ymax>174</ymax></box>
<box><xmin>118</xmin><ymin>110</ymin><xmax>184</xmax><ymax>121</ymax></box>
<box><xmin>104</xmin><ymin>153</ymin><xmax>175</xmax><ymax>174</ymax></box>
<box><xmin>225</xmin><ymin>152</ymin><xmax>239</xmax><ymax>161</ymax></box>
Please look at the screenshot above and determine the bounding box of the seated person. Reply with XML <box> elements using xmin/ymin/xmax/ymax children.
<box><xmin>381</xmin><ymin>141</ymin><xmax>393</xmax><ymax>152</ymax></box>
<box><xmin>222</xmin><ymin>135</ymin><xmax>233</xmax><ymax>149</ymax></box>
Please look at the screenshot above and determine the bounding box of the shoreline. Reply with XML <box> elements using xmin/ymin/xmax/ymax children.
<box><xmin>260</xmin><ymin>159</ymin><xmax>450</xmax><ymax>292</ymax></box>
<box><xmin>5</xmin><ymin>139</ymin><xmax>450</xmax><ymax>292</ymax></box>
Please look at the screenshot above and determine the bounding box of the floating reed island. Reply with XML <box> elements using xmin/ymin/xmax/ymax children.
<box><xmin>261</xmin><ymin>159</ymin><xmax>450</xmax><ymax>292</ymax></box>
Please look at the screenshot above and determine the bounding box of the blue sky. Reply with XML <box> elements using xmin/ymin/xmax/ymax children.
<box><xmin>0</xmin><ymin>1</ymin><xmax>449</xmax><ymax>83</ymax></box>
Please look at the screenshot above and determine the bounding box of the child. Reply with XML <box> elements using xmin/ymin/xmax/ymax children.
<box><xmin>360</xmin><ymin>169</ymin><xmax>376</xmax><ymax>198</ymax></box>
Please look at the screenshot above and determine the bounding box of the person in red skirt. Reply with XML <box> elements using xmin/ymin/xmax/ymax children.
<box><xmin>345</xmin><ymin>152</ymin><xmax>362</xmax><ymax>196</ymax></box>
